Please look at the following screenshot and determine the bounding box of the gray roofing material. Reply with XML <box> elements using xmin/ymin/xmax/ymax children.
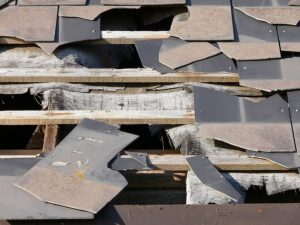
<box><xmin>169</xmin><ymin>0</ymin><xmax>234</xmax><ymax>41</ymax></box>
<box><xmin>194</xmin><ymin>86</ymin><xmax>295</xmax><ymax>152</ymax></box>
<box><xmin>16</xmin><ymin>119</ymin><xmax>138</xmax><ymax>213</ymax></box>
<box><xmin>237</xmin><ymin>57</ymin><xmax>300</xmax><ymax>91</ymax></box>
<box><xmin>187</xmin><ymin>154</ymin><xmax>243</xmax><ymax>202</ymax></box>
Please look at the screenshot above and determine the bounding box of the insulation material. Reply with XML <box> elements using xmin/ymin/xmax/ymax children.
<box><xmin>42</xmin><ymin>89</ymin><xmax>194</xmax><ymax>111</ymax></box>
<box><xmin>166</xmin><ymin>124</ymin><xmax>244</xmax><ymax>155</ymax></box>
<box><xmin>187</xmin><ymin>171</ymin><xmax>300</xmax><ymax>204</ymax></box>
<box><xmin>0</xmin><ymin>83</ymin><xmax>124</xmax><ymax>95</ymax></box>
<box><xmin>0</xmin><ymin>45</ymin><xmax>134</xmax><ymax>68</ymax></box>
<box><xmin>169</xmin><ymin>4</ymin><xmax>234</xmax><ymax>41</ymax></box>
<box><xmin>218</xmin><ymin>9</ymin><xmax>281</xmax><ymax>60</ymax></box>
<box><xmin>0</xmin><ymin>6</ymin><xmax>58</xmax><ymax>42</ymax></box>
<box><xmin>187</xmin><ymin>155</ymin><xmax>243</xmax><ymax>202</ymax></box>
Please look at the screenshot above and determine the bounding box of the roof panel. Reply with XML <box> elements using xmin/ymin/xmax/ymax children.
<box><xmin>0</xmin><ymin>6</ymin><xmax>58</xmax><ymax>42</ymax></box>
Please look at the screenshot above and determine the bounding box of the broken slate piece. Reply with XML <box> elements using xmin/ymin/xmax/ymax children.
<box><xmin>110</xmin><ymin>151</ymin><xmax>151</xmax><ymax>171</ymax></box>
<box><xmin>187</xmin><ymin>154</ymin><xmax>243</xmax><ymax>202</ymax></box>
<box><xmin>247</xmin><ymin>151</ymin><xmax>300</xmax><ymax>169</ymax></box>
<box><xmin>237</xmin><ymin>57</ymin><xmax>300</xmax><ymax>91</ymax></box>
<box><xmin>16</xmin><ymin>119</ymin><xmax>138</xmax><ymax>213</ymax></box>
<box><xmin>194</xmin><ymin>86</ymin><xmax>295</xmax><ymax>152</ymax></box>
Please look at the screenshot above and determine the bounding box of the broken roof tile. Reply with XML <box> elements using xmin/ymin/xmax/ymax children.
<box><xmin>277</xmin><ymin>25</ymin><xmax>300</xmax><ymax>52</ymax></box>
<box><xmin>0</xmin><ymin>6</ymin><xmax>58</xmax><ymax>42</ymax></box>
<box><xmin>159</xmin><ymin>37</ymin><xmax>221</xmax><ymax>69</ymax></box>
<box><xmin>194</xmin><ymin>86</ymin><xmax>295</xmax><ymax>152</ymax></box>
<box><xmin>218</xmin><ymin>9</ymin><xmax>281</xmax><ymax>60</ymax></box>
<box><xmin>16</xmin><ymin>119</ymin><xmax>138</xmax><ymax>213</ymax></box>
<box><xmin>234</xmin><ymin>0</ymin><xmax>300</xmax><ymax>25</ymax></box>
<box><xmin>169</xmin><ymin>0</ymin><xmax>234</xmax><ymax>41</ymax></box>
<box><xmin>288</xmin><ymin>91</ymin><xmax>300</xmax><ymax>155</ymax></box>
<box><xmin>237</xmin><ymin>57</ymin><xmax>300</xmax><ymax>91</ymax></box>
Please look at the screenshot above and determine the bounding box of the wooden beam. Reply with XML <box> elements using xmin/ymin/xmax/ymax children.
<box><xmin>0</xmin><ymin>149</ymin><xmax>289</xmax><ymax>171</ymax></box>
<box><xmin>42</xmin><ymin>125</ymin><xmax>58</xmax><ymax>153</ymax></box>
<box><xmin>0</xmin><ymin>31</ymin><xmax>171</xmax><ymax>45</ymax></box>
<box><xmin>0</xmin><ymin>110</ymin><xmax>194</xmax><ymax>125</ymax></box>
<box><xmin>0</xmin><ymin>68</ymin><xmax>238</xmax><ymax>83</ymax></box>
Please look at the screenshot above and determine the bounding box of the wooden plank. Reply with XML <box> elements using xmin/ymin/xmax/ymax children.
<box><xmin>0</xmin><ymin>149</ymin><xmax>289</xmax><ymax>171</ymax></box>
<box><xmin>0</xmin><ymin>68</ymin><xmax>238</xmax><ymax>83</ymax></box>
<box><xmin>0</xmin><ymin>31</ymin><xmax>171</xmax><ymax>45</ymax></box>
<box><xmin>0</xmin><ymin>110</ymin><xmax>194</xmax><ymax>125</ymax></box>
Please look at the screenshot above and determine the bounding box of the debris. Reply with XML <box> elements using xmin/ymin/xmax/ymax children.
<box><xmin>15</xmin><ymin>119</ymin><xmax>138</xmax><ymax>213</ymax></box>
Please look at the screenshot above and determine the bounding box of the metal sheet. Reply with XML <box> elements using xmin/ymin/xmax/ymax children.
<box><xmin>187</xmin><ymin>155</ymin><xmax>243</xmax><ymax>202</ymax></box>
<box><xmin>16</xmin><ymin>119</ymin><xmax>138</xmax><ymax>213</ymax></box>
<box><xmin>0</xmin><ymin>6</ymin><xmax>58</xmax><ymax>42</ymax></box>
<box><xmin>135</xmin><ymin>40</ymin><xmax>175</xmax><ymax>74</ymax></box>
<box><xmin>0</xmin><ymin>176</ymin><xmax>93</xmax><ymax>220</ymax></box>
<box><xmin>159</xmin><ymin>37</ymin><xmax>220</xmax><ymax>69</ymax></box>
<box><xmin>18</xmin><ymin>0</ymin><xmax>86</xmax><ymax>5</ymax></box>
<box><xmin>238</xmin><ymin>57</ymin><xmax>300</xmax><ymax>91</ymax></box>
<box><xmin>194</xmin><ymin>86</ymin><xmax>295</xmax><ymax>152</ymax></box>
<box><xmin>101</xmin><ymin>0</ymin><xmax>186</xmax><ymax>5</ymax></box>
<box><xmin>247</xmin><ymin>151</ymin><xmax>300</xmax><ymax>169</ymax></box>
<box><xmin>110</xmin><ymin>151</ymin><xmax>150</xmax><ymax>171</ymax></box>
<box><xmin>218</xmin><ymin>9</ymin><xmax>280</xmax><ymax>60</ymax></box>
<box><xmin>277</xmin><ymin>25</ymin><xmax>300</xmax><ymax>52</ymax></box>
<box><xmin>288</xmin><ymin>91</ymin><xmax>300</xmax><ymax>155</ymax></box>
<box><xmin>59</xmin><ymin>6</ymin><xmax>139</xmax><ymax>20</ymax></box>
<box><xmin>169</xmin><ymin>0</ymin><xmax>234</xmax><ymax>41</ymax></box>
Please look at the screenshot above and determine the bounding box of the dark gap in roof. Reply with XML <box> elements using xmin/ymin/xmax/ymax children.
<box><xmin>0</xmin><ymin>93</ymin><xmax>42</xmax><ymax>149</ymax></box>
<box><xmin>58</xmin><ymin>124</ymin><xmax>173</xmax><ymax>150</ymax></box>
<box><xmin>112</xmin><ymin>188</ymin><xmax>186</xmax><ymax>204</ymax></box>
<box><xmin>121</xmin><ymin>125</ymin><xmax>173</xmax><ymax>150</ymax></box>
<box><xmin>245</xmin><ymin>185</ymin><xmax>300</xmax><ymax>203</ymax></box>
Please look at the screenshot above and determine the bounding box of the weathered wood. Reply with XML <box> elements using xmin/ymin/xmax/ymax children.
<box><xmin>42</xmin><ymin>125</ymin><xmax>58</xmax><ymax>153</ymax></box>
<box><xmin>0</xmin><ymin>110</ymin><xmax>194</xmax><ymax>125</ymax></box>
<box><xmin>0</xmin><ymin>68</ymin><xmax>239</xmax><ymax>83</ymax></box>
<box><xmin>0</xmin><ymin>31</ymin><xmax>170</xmax><ymax>45</ymax></box>
<box><xmin>0</xmin><ymin>149</ymin><xmax>289</xmax><ymax>171</ymax></box>
<box><xmin>42</xmin><ymin>90</ymin><xmax>61</xmax><ymax>153</ymax></box>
